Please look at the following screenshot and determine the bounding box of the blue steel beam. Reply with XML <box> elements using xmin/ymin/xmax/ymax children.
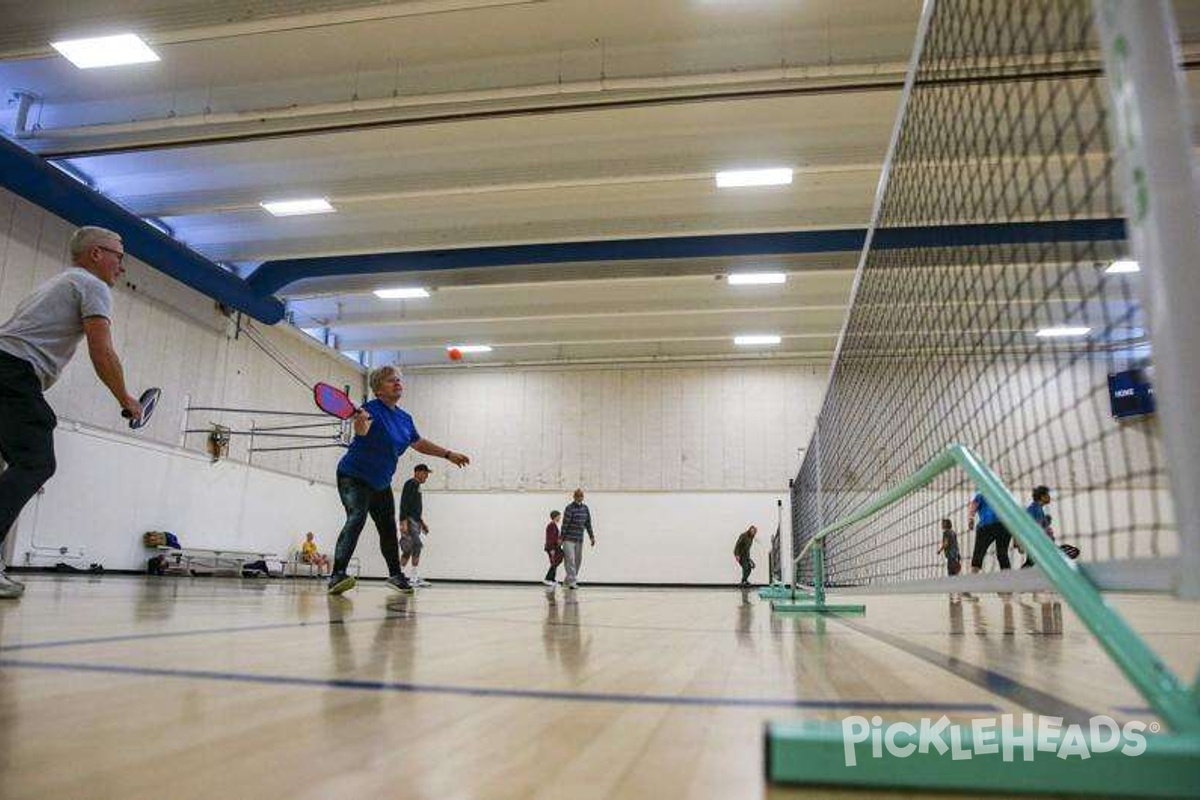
<box><xmin>247</xmin><ymin>218</ymin><xmax>1126</xmax><ymax>296</ymax></box>
<box><xmin>0</xmin><ymin>135</ymin><xmax>285</xmax><ymax>324</ymax></box>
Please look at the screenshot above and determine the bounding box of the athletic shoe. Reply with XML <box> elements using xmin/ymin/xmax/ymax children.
<box><xmin>385</xmin><ymin>574</ymin><xmax>414</xmax><ymax>593</ymax></box>
<box><xmin>327</xmin><ymin>573</ymin><xmax>357</xmax><ymax>595</ymax></box>
<box><xmin>415</xmin><ymin>578</ymin><xmax>432</xmax><ymax>587</ymax></box>
<box><xmin>0</xmin><ymin>568</ymin><xmax>25</xmax><ymax>598</ymax></box>
<box><xmin>566</xmin><ymin>582</ymin><xmax>578</xmax><ymax>590</ymax></box>
<box><xmin>541</xmin><ymin>579</ymin><xmax>556</xmax><ymax>587</ymax></box>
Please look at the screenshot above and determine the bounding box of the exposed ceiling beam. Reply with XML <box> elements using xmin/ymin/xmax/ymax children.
<box><xmin>0</xmin><ymin>133</ymin><xmax>284</xmax><ymax>323</ymax></box>
<box><xmin>0</xmin><ymin>0</ymin><xmax>549</xmax><ymax>61</ymax></box>
<box><xmin>338</xmin><ymin>331</ymin><xmax>841</xmax><ymax>351</ymax></box>
<box><xmin>249</xmin><ymin>219</ymin><xmax>1126</xmax><ymax>296</ymax></box>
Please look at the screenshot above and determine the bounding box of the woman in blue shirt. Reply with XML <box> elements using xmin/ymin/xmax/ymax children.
<box><xmin>328</xmin><ymin>365</ymin><xmax>469</xmax><ymax>595</ymax></box>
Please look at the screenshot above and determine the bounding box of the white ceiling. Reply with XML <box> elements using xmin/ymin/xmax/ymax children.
<box><xmin>2</xmin><ymin>0</ymin><xmax>1197</xmax><ymax>368</ymax></box>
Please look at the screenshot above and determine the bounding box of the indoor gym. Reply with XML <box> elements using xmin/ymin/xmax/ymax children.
<box><xmin>0</xmin><ymin>1</ymin><xmax>1198</xmax><ymax>798</ymax></box>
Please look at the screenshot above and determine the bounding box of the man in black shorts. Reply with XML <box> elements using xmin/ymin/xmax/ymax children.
<box><xmin>399</xmin><ymin>463</ymin><xmax>432</xmax><ymax>586</ymax></box>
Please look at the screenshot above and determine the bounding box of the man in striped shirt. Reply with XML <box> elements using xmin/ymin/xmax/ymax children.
<box><xmin>560</xmin><ymin>488</ymin><xmax>595</xmax><ymax>589</ymax></box>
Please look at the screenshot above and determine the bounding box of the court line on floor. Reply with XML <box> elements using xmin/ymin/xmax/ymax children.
<box><xmin>0</xmin><ymin>657</ymin><xmax>1002</xmax><ymax>713</ymax></box>
<box><xmin>0</xmin><ymin>618</ymin><xmax>391</xmax><ymax>653</ymax></box>
<box><xmin>826</xmin><ymin>615</ymin><xmax>1100</xmax><ymax>725</ymax></box>
<box><xmin>0</xmin><ymin>596</ymin><xmax>636</xmax><ymax>654</ymax></box>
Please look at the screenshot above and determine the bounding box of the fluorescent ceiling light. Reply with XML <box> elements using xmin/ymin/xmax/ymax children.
<box><xmin>715</xmin><ymin>168</ymin><xmax>793</xmax><ymax>188</ymax></box>
<box><xmin>734</xmin><ymin>335</ymin><xmax>782</xmax><ymax>346</ymax></box>
<box><xmin>260</xmin><ymin>198</ymin><xmax>335</xmax><ymax>216</ymax></box>
<box><xmin>1105</xmin><ymin>259</ymin><xmax>1140</xmax><ymax>274</ymax></box>
<box><xmin>448</xmin><ymin>344</ymin><xmax>493</xmax><ymax>353</ymax></box>
<box><xmin>51</xmin><ymin>34</ymin><xmax>160</xmax><ymax>69</ymax></box>
<box><xmin>373</xmin><ymin>287</ymin><xmax>430</xmax><ymax>299</ymax></box>
<box><xmin>1036</xmin><ymin>326</ymin><xmax>1091</xmax><ymax>338</ymax></box>
<box><xmin>727</xmin><ymin>272</ymin><xmax>786</xmax><ymax>285</ymax></box>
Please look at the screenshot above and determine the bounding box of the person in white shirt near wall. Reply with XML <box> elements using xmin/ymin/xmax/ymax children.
<box><xmin>0</xmin><ymin>226</ymin><xmax>144</xmax><ymax>598</ymax></box>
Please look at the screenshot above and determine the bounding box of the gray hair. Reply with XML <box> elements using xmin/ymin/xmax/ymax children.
<box><xmin>368</xmin><ymin>365</ymin><xmax>401</xmax><ymax>394</ymax></box>
<box><xmin>69</xmin><ymin>226</ymin><xmax>122</xmax><ymax>259</ymax></box>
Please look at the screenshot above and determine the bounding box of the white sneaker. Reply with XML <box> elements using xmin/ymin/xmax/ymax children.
<box><xmin>412</xmin><ymin>577</ymin><xmax>431</xmax><ymax>587</ymax></box>
<box><xmin>0</xmin><ymin>567</ymin><xmax>26</xmax><ymax>598</ymax></box>
<box><xmin>541</xmin><ymin>579</ymin><xmax>556</xmax><ymax>587</ymax></box>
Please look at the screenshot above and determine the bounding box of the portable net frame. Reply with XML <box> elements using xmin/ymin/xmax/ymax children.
<box><xmin>790</xmin><ymin>0</ymin><xmax>1195</xmax><ymax>595</ymax></box>
<box><xmin>769</xmin><ymin>3</ymin><xmax>1200</xmax><ymax>791</ymax></box>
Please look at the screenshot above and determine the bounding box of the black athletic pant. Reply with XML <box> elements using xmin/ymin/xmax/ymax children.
<box><xmin>332</xmin><ymin>474</ymin><xmax>402</xmax><ymax>577</ymax></box>
<box><xmin>970</xmin><ymin>522</ymin><xmax>1012</xmax><ymax>570</ymax></box>
<box><xmin>738</xmin><ymin>555</ymin><xmax>755</xmax><ymax>584</ymax></box>
<box><xmin>0</xmin><ymin>352</ymin><xmax>57</xmax><ymax>545</ymax></box>
<box><xmin>544</xmin><ymin>547</ymin><xmax>562</xmax><ymax>581</ymax></box>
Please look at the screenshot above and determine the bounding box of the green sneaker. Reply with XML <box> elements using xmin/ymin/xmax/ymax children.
<box><xmin>327</xmin><ymin>573</ymin><xmax>357</xmax><ymax>595</ymax></box>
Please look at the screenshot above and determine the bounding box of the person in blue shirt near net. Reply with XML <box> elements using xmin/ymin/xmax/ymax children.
<box><xmin>1018</xmin><ymin>485</ymin><xmax>1054</xmax><ymax>568</ymax></box>
<box><xmin>967</xmin><ymin>490</ymin><xmax>1012</xmax><ymax>573</ymax></box>
<box><xmin>327</xmin><ymin>365</ymin><xmax>469</xmax><ymax>595</ymax></box>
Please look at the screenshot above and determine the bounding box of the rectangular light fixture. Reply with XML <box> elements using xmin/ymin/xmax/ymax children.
<box><xmin>373</xmin><ymin>287</ymin><xmax>430</xmax><ymax>299</ymax></box>
<box><xmin>1036</xmin><ymin>326</ymin><xmax>1091</xmax><ymax>338</ymax></box>
<box><xmin>51</xmin><ymin>34</ymin><xmax>160</xmax><ymax>69</ymax></box>
<box><xmin>448</xmin><ymin>344</ymin><xmax>493</xmax><ymax>353</ymax></box>
<box><xmin>734</xmin><ymin>335</ymin><xmax>782</xmax><ymax>346</ymax></box>
<box><xmin>1105</xmin><ymin>259</ymin><xmax>1140</xmax><ymax>274</ymax></box>
<box><xmin>715</xmin><ymin>168</ymin><xmax>793</xmax><ymax>188</ymax></box>
<box><xmin>727</xmin><ymin>272</ymin><xmax>786</xmax><ymax>285</ymax></box>
<box><xmin>260</xmin><ymin>198</ymin><xmax>335</xmax><ymax>217</ymax></box>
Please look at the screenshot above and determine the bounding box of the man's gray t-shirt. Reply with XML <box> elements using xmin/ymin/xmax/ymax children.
<box><xmin>0</xmin><ymin>268</ymin><xmax>112</xmax><ymax>389</ymax></box>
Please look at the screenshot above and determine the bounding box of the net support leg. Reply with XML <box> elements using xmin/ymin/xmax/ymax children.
<box><xmin>757</xmin><ymin>583</ymin><xmax>796</xmax><ymax>600</ymax></box>
<box><xmin>770</xmin><ymin>600</ymin><xmax>867</xmax><ymax>613</ymax></box>
<box><xmin>766</xmin><ymin>721</ymin><xmax>1200</xmax><ymax>797</ymax></box>
<box><xmin>772</xmin><ymin>543</ymin><xmax>866</xmax><ymax>614</ymax></box>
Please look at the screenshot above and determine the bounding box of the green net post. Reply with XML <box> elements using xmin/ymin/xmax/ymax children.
<box><xmin>772</xmin><ymin>541</ymin><xmax>866</xmax><ymax>614</ymax></box>
<box><xmin>768</xmin><ymin>445</ymin><xmax>1200</xmax><ymax>789</ymax></box>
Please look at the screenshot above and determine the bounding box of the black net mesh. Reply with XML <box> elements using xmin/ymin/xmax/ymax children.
<box><xmin>792</xmin><ymin>0</ymin><xmax>1171</xmax><ymax>588</ymax></box>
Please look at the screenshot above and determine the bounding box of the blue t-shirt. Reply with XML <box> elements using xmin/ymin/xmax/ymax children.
<box><xmin>971</xmin><ymin>493</ymin><xmax>999</xmax><ymax>526</ymax></box>
<box><xmin>1027</xmin><ymin>501</ymin><xmax>1050</xmax><ymax>532</ymax></box>
<box><xmin>336</xmin><ymin>399</ymin><xmax>420</xmax><ymax>490</ymax></box>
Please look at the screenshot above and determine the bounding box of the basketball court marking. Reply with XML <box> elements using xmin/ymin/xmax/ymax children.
<box><xmin>827</xmin><ymin>614</ymin><xmax>1104</xmax><ymax>725</ymax></box>
<box><xmin>0</xmin><ymin>657</ymin><xmax>1004</xmax><ymax>713</ymax></box>
<box><xmin>0</xmin><ymin>595</ymin><xmax>634</xmax><ymax>653</ymax></box>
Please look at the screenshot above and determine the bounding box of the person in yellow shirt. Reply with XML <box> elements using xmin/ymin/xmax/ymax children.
<box><xmin>300</xmin><ymin>531</ymin><xmax>331</xmax><ymax>576</ymax></box>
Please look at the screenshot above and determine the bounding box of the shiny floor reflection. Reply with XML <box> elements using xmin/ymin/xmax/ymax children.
<box><xmin>0</xmin><ymin>575</ymin><xmax>1193</xmax><ymax>800</ymax></box>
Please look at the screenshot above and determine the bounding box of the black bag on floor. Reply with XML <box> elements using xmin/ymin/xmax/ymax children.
<box><xmin>242</xmin><ymin>559</ymin><xmax>270</xmax><ymax>577</ymax></box>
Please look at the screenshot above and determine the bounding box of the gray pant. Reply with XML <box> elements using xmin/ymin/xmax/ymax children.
<box><xmin>562</xmin><ymin>539</ymin><xmax>584</xmax><ymax>585</ymax></box>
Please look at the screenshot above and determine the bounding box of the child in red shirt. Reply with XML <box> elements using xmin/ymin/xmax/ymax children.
<box><xmin>542</xmin><ymin>511</ymin><xmax>563</xmax><ymax>586</ymax></box>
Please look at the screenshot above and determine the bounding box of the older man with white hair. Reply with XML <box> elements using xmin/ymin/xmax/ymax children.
<box><xmin>559</xmin><ymin>488</ymin><xmax>596</xmax><ymax>590</ymax></box>
<box><xmin>0</xmin><ymin>226</ymin><xmax>143</xmax><ymax>598</ymax></box>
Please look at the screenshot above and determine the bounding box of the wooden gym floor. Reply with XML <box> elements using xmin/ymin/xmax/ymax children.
<box><xmin>0</xmin><ymin>575</ymin><xmax>1195</xmax><ymax>799</ymax></box>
